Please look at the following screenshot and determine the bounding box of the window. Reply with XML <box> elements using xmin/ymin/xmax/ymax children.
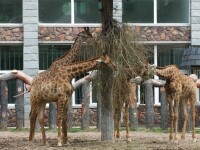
<box><xmin>157</xmin><ymin>45</ymin><xmax>188</xmax><ymax>70</ymax></box>
<box><xmin>123</xmin><ymin>0</ymin><xmax>154</xmax><ymax>23</ymax></box>
<box><xmin>0</xmin><ymin>0</ymin><xmax>22</xmax><ymax>23</ymax></box>
<box><xmin>123</xmin><ymin>0</ymin><xmax>189</xmax><ymax>24</ymax></box>
<box><xmin>74</xmin><ymin>0</ymin><xmax>101</xmax><ymax>23</ymax></box>
<box><xmin>0</xmin><ymin>46</ymin><xmax>23</xmax><ymax>70</ymax></box>
<box><xmin>39</xmin><ymin>0</ymin><xmax>71</xmax><ymax>23</ymax></box>
<box><xmin>39</xmin><ymin>45</ymin><xmax>71</xmax><ymax>70</ymax></box>
<box><xmin>0</xmin><ymin>45</ymin><xmax>23</xmax><ymax>104</ymax></box>
<box><xmin>157</xmin><ymin>0</ymin><xmax>189</xmax><ymax>23</ymax></box>
<box><xmin>39</xmin><ymin>0</ymin><xmax>101</xmax><ymax>24</ymax></box>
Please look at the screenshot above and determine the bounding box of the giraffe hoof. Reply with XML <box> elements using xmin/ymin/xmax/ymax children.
<box><xmin>57</xmin><ymin>143</ymin><xmax>62</xmax><ymax>147</ymax></box>
<box><xmin>115</xmin><ymin>138</ymin><xmax>120</xmax><ymax>143</ymax></box>
<box><xmin>193</xmin><ymin>138</ymin><xmax>197</xmax><ymax>143</ymax></box>
<box><xmin>127</xmin><ymin>138</ymin><xmax>131</xmax><ymax>143</ymax></box>
<box><xmin>63</xmin><ymin>142</ymin><xmax>70</xmax><ymax>146</ymax></box>
<box><xmin>174</xmin><ymin>140</ymin><xmax>178</xmax><ymax>144</ymax></box>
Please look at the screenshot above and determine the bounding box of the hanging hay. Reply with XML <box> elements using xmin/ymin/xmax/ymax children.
<box><xmin>78</xmin><ymin>23</ymin><xmax>153</xmax><ymax>104</ymax></box>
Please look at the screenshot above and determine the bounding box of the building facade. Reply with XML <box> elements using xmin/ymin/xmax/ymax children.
<box><xmin>0</xmin><ymin>0</ymin><xmax>200</xmax><ymax>127</ymax></box>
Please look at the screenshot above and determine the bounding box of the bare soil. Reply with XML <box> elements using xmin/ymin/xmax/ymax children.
<box><xmin>1</xmin><ymin>129</ymin><xmax>200</xmax><ymax>150</ymax></box>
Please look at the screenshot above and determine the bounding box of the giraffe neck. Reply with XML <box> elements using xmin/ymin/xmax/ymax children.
<box><xmin>49</xmin><ymin>37</ymin><xmax>82</xmax><ymax>69</ymax></box>
<box><xmin>156</xmin><ymin>69</ymin><xmax>171</xmax><ymax>78</ymax></box>
<box><xmin>156</xmin><ymin>66</ymin><xmax>179</xmax><ymax>79</ymax></box>
<box><xmin>59</xmin><ymin>57</ymin><xmax>101</xmax><ymax>80</ymax></box>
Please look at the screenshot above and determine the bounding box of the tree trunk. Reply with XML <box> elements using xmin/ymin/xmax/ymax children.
<box><xmin>0</xmin><ymin>81</ymin><xmax>8</xmax><ymax>130</ymax></box>
<box><xmin>81</xmin><ymin>82</ymin><xmax>90</xmax><ymax>129</ymax></box>
<box><xmin>49</xmin><ymin>103</ymin><xmax>57</xmax><ymax>129</ymax></box>
<box><xmin>160</xmin><ymin>87</ymin><xmax>168</xmax><ymax>131</ymax></box>
<box><xmin>15</xmin><ymin>79</ymin><xmax>24</xmax><ymax>130</ymax></box>
<box><xmin>144</xmin><ymin>80</ymin><xmax>154</xmax><ymax>129</ymax></box>
<box><xmin>94</xmin><ymin>82</ymin><xmax>101</xmax><ymax>130</ymax></box>
<box><xmin>100</xmin><ymin>0</ymin><xmax>114</xmax><ymax>142</ymax></box>
<box><xmin>100</xmin><ymin>66</ymin><xmax>114</xmax><ymax>142</ymax></box>
<box><xmin>67</xmin><ymin>98</ymin><xmax>73</xmax><ymax>129</ymax></box>
<box><xmin>101</xmin><ymin>0</ymin><xmax>113</xmax><ymax>35</ymax></box>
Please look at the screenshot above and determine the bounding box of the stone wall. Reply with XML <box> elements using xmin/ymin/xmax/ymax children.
<box><xmin>134</xmin><ymin>26</ymin><xmax>190</xmax><ymax>41</ymax></box>
<box><xmin>38</xmin><ymin>26</ymin><xmax>190</xmax><ymax>42</ymax></box>
<box><xmin>6</xmin><ymin>105</ymin><xmax>200</xmax><ymax>128</ymax></box>
<box><xmin>38</xmin><ymin>27</ymin><xmax>102</xmax><ymax>41</ymax></box>
<box><xmin>0</xmin><ymin>26</ymin><xmax>191</xmax><ymax>42</ymax></box>
<box><xmin>0</xmin><ymin>27</ymin><xmax>23</xmax><ymax>41</ymax></box>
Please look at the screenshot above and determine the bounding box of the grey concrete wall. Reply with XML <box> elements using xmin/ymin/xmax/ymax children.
<box><xmin>23</xmin><ymin>0</ymin><xmax>39</xmax><ymax>127</ymax></box>
<box><xmin>191</xmin><ymin>0</ymin><xmax>200</xmax><ymax>45</ymax></box>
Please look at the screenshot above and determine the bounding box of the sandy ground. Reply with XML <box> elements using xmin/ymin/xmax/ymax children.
<box><xmin>1</xmin><ymin>129</ymin><xmax>200</xmax><ymax>150</ymax></box>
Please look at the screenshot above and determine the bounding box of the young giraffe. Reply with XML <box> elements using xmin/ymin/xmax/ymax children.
<box><xmin>29</xmin><ymin>53</ymin><xmax>116</xmax><ymax>146</ymax></box>
<box><xmin>155</xmin><ymin>65</ymin><xmax>196</xmax><ymax>143</ymax></box>
<box><xmin>113</xmin><ymin>61</ymin><xmax>151</xmax><ymax>143</ymax></box>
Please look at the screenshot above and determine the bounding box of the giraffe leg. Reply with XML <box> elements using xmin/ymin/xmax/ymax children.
<box><xmin>190</xmin><ymin>96</ymin><xmax>196</xmax><ymax>142</ymax></box>
<box><xmin>57</xmin><ymin>100</ymin><xmax>65</xmax><ymax>147</ymax></box>
<box><xmin>181</xmin><ymin>100</ymin><xmax>188</xmax><ymax>140</ymax></box>
<box><xmin>62</xmin><ymin>105</ymin><xmax>69</xmax><ymax>145</ymax></box>
<box><xmin>124</xmin><ymin>103</ymin><xmax>131</xmax><ymax>143</ymax></box>
<box><xmin>38</xmin><ymin>103</ymin><xmax>47</xmax><ymax>145</ymax></box>
<box><xmin>29</xmin><ymin>105</ymin><xmax>38</xmax><ymax>142</ymax></box>
<box><xmin>168</xmin><ymin>98</ymin><xmax>174</xmax><ymax>142</ymax></box>
<box><xmin>174</xmin><ymin>96</ymin><xmax>180</xmax><ymax>143</ymax></box>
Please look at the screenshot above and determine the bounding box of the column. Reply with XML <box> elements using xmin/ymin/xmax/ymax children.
<box><xmin>23</xmin><ymin>0</ymin><xmax>39</xmax><ymax>127</ymax></box>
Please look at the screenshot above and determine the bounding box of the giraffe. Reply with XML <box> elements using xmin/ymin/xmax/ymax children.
<box><xmin>29</xmin><ymin>53</ymin><xmax>116</xmax><ymax>146</ymax></box>
<box><xmin>155</xmin><ymin>65</ymin><xmax>196</xmax><ymax>143</ymax></box>
<box><xmin>113</xmin><ymin>61</ymin><xmax>152</xmax><ymax>143</ymax></box>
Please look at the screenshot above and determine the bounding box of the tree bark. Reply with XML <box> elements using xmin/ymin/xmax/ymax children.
<box><xmin>100</xmin><ymin>0</ymin><xmax>114</xmax><ymax>142</ymax></box>
<box><xmin>0</xmin><ymin>70</ymin><xmax>32</xmax><ymax>91</ymax></box>
<box><xmin>0</xmin><ymin>81</ymin><xmax>8</xmax><ymax>130</ymax></box>
<box><xmin>144</xmin><ymin>80</ymin><xmax>154</xmax><ymax>129</ymax></box>
<box><xmin>67</xmin><ymin>98</ymin><xmax>73</xmax><ymax>129</ymax></box>
<box><xmin>101</xmin><ymin>66</ymin><xmax>114</xmax><ymax>142</ymax></box>
<box><xmin>94</xmin><ymin>82</ymin><xmax>101</xmax><ymax>130</ymax></box>
<box><xmin>160</xmin><ymin>87</ymin><xmax>168</xmax><ymax>131</ymax></box>
<box><xmin>81</xmin><ymin>82</ymin><xmax>90</xmax><ymax>129</ymax></box>
<box><xmin>15</xmin><ymin>79</ymin><xmax>24</xmax><ymax>130</ymax></box>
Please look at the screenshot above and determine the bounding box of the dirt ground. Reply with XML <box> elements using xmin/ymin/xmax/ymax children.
<box><xmin>1</xmin><ymin>129</ymin><xmax>200</xmax><ymax>150</ymax></box>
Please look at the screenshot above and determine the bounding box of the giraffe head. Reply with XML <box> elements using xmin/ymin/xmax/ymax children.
<box><xmin>136</xmin><ymin>60</ymin><xmax>156</xmax><ymax>81</ymax></box>
<box><xmin>96</xmin><ymin>53</ymin><xmax>117</xmax><ymax>70</ymax></box>
<box><xmin>77</xmin><ymin>27</ymin><xmax>92</xmax><ymax>38</ymax></box>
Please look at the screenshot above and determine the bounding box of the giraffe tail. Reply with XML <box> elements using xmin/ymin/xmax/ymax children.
<box><xmin>13</xmin><ymin>89</ymin><xmax>30</xmax><ymax>98</ymax></box>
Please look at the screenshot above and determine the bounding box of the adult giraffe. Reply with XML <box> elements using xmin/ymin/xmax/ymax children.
<box><xmin>156</xmin><ymin>65</ymin><xmax>196</xmax><ymax>143</ymax></box>
<box><xmin>29</xmin><ymin>53</ymin><xmax>116</xmax><ymax>146</ymax></box>
<box><xmin>113</xmin><ymin>61</ymin><xmax>152</xmax><ymax>143</ymax></box>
